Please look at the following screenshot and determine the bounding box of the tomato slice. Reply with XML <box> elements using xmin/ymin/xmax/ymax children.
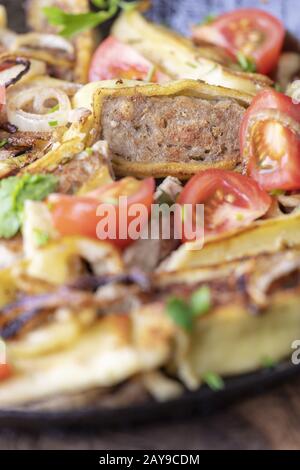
<box><xmin>177</xmin><ymin>169</ymin><xmax>271</xmax><ymax>242</ymax></box>
<box><xmin>240</xmin><ymin>89</ymin><xmax>300</xmax><ymax>191</ymax></box>
<box><xmin>89</xmin><ymin>36</ymin><xmax>169</xmax><ymax>83</ymax></box>
<box><xmin>192</xmin><ymin>9</ymin><xmax>284</xmax><ymax>74</ymax></box>
<box><xmin>0</xmin><ymin>364</ymin><xmax>12</xmax><ymax>381</ymax></box>
<box><xmin>49</xmin><ymin>177</ymin><xmax>155</xmax><ymax>249</ymax></box>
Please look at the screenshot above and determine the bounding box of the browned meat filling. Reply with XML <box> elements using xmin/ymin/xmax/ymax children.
<box><xmin>101</xmin><ymin>95</ymin><xmax>245</xmax><ymax>165</ymax></box>
<box><xmin>52</xmin><ymin>150</ymin><xmax>104</xmax><ymax>194</ymax></box>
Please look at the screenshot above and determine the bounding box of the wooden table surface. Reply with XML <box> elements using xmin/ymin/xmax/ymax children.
<box><xmin>0</xmin><ymin>377</ymin><xmax>300</xmax><ymax>450</ymax></box>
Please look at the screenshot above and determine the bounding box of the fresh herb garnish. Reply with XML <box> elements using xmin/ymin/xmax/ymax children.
<box><xmin>236</xmin><ymin>213</ymin><xmax>245</xmax><ymax>221</ymax></box>
<box><xmin>33</xmin><ymin>228</ymin><xmax>50</xmax><ymax>247</ymax></box>
<box><xmin>0</xmin><ymin>174</ymin><xmax>58</xmax><ymax>239</ymax></box>
<box><xmin>146</xmin><ymin>65</ymin><xmax>156</xmax><ymax>82</ymax></box>
<box><xmin>48</xmin><ymin>104</ymin><xmax>59</xmax><ymax>114</ymax></box>
<box><xmin>199</xmin><ymin>14</ymin><xmax>216</xmax><ymax>25</ymax></box>
<box><xmin>237</xmin><ymin>52</ymin><xmax>257</xmax><ymax>73</ymax></box>
<box><xmin>274</xmin><ymin>83</ymin><xmax>283</xmax><ymax>92</ymax></box>
<box><xmin>269</xmin><ymin>189</ymin><xmax>285</xmax><ymax>197</ymax></box>
<box><xmin>202</xmin><ymin>372</ymin><xmax>225</xmax><ymax>391</ymax></box>
<box><xmin>166</xmin><ymin>297</ymin><xmax>194</xmax><ymax>332</ymax></box>
<box><xmin>49</xmin><ymin>120</ymin><xmax>58</xmax><ymax>127</ymax></box>
<box><xmin>181</xmin><ymin>206</ymin><xmax>186</xmax><ymax>222</ymax></box>
<box><xmin>0</xmin><ymin>139</ymin><xmax>8</xmax><ymax>148</ymax></box>
<box><xmin>261</xmin><ymin>356</ymin><xmax>277</xmax><ymax>369</ymax></box>
<box><xmin>166</xmin><ymin>286</ymin><xmax>212</xmax><ymax>331</ymax></box>
<box><xmin>190</xmin><ymin>286</ymin><xmax>211</xmax><ymax>317</ymax></box>
<box><xmin>118</xmin><ymin>0</ymin><xmax>139</xmax><ymax>11</ymax></box>
<box><xmin>186</xmin><ymin>61</ymin><xmax>198</xmax><ymax>69</ymax></box>
<box><xmin>103</xmin><ymin>197</ymin><xmax>119</xmax><ymax>206</ymax></box>
<box><xmin>43</xmin><ymin>0</ymin><xmax>139</xmax><ymax>38</ymax></box>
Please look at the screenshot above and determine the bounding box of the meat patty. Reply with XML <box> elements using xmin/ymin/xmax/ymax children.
<box><xmin>53</xmin><ymin>150</ymin><xmax>104</xmax><ymax>194</ymax></box>
<box><xmin>101</xmin><ymin>95</ymin><xmax>245</xmax><ymax>165</ymax></box>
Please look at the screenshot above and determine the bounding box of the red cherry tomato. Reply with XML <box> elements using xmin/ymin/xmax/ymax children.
<box><xmin>192</xmin><ymin>9</ymin><xmax>284</xmax><ymax>74</ymax></box>
<box><xmin>240</xmin><ymin>89</ymin><xmax>300</xmax><ymax>191</ymax></box>
<box><xmin>50</xmin><ymin>177</ymin><xmax>155</xmax><ymax>249</ymax></box>
<box><xmin>177</xmin><ymin>169</ymin><xmax>271</xmax><ymax>242</ymax></box>
<box><xmin>89</xmin><ymin>36</ymin><xmax>169</xmax><ymax>83</ymax></box>
<box><xmin>0</xmin><ymin>363</ymin><xmax>12</xmax><ymax>381</ymax></box>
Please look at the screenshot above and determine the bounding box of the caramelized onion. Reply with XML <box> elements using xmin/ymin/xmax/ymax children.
<box><xmin>11</xmin><ymin>33</ymin><xmax>75</xmax><ymax>59</ymax></box>
<box><xmin>0</xmin><ymin>29</ymin><xmax>17</xmax><ymax>50</ymax></box>
<box><xmin>0</xmin><ymin>57</ymin><xmax>30</xmax><ymax>88</ymax></box>
<box><xmin>0</xmin><ymin>55</ymin><xmax>46</xmax><ymax>89</ymax></box>
<box><xmin>7</xmin><ymin>86</ymin><xmax>71</xmax><ymax>132</ymax></box>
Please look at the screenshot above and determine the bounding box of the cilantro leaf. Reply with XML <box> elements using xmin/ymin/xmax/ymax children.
<box><xmin>166</xmin><ymin>286</ymin><xmax>212</xmax><ymax>332</ymax></box>
<box><xmin>190</xmin><ymin>286</ymin><xmax>211</xmax><ymax>317</ymax></box>
<box><xmin>43</xmin><ymin>0</ymin><xmax>136</xmax><ymax>38</ymax></box>
<box><xmin>0</xmin><ymin>174</ymin><xmax>58</xmax><ymax>239</ymax></box>
<box><xmin>118</xmin><ymin>0</ymin><xmax>139</xmax><ymax>11</ymax></box>
<box><xmin>269</xmin><ymin>189</ymin><xmax>285</xmax><ymax>197</ymax></box>
<box><xmin>261</xmin><ymin>356</ymin><xmax>277</xmax><ymax>369</ymax></box>
<box><xmin>202</xmin><ymin>372</ymin><xmax>225</xmax><ymax>391</ymax></box>
<box><xmin>166</xmin><ymin>297</ymin><xmax>193</xmax><ymax>332</ymax></box>
<box><xmin>274</xmin><ymin>83</ymin><xmax>283</xmax><ymax>92</ymax></box>
<box><xmin>200</xmin><ymin>14</ymin><xmax>216</xmax><ymax>25</ymax></box>
<box><xmin>48</xmin><ymin>104</ymin><xmax>59</xmax><ymax>114</ymax></box>
<box><xmin>33</xmin><ymin>229</ymin><xmax>50</xmax><ymax>247</ymax></box>
<box><xmin>237</xmin><ymin>52</ymin><xmax>257</xmax><ymax>73</ymax></box>
<box><xmin>91</xmin><ymin>0</ymin><xmax>110</xmax><ymax>7</ymax></box>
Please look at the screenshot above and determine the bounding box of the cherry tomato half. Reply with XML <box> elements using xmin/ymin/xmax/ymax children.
<box><xmin>177</xmin><ymin>169</ymin><xmax>271</xmax><ymax>242</ymax></box>
<box><xmin>89</xmin><ymin>36</ymin><xmax>169</xmax><ymax>83</ymax></box>
<box><xmin>0</xmin><ymin>364</ymin><xmax>12</xmax><ymax>381</ymax></box>
<box><xmin>192</xmin><ymin>9</ymin><xmax>284</xmax><ymax>74</ymax></box>
<box><xmin>49</xmin><ymin>177</ymin><xmax>155</xmax><ymax>249</ymax></box>
<box><xmin>240</xmin><ymin>89</ymin><xmax>300</xmax><ymax>191</ymax></box>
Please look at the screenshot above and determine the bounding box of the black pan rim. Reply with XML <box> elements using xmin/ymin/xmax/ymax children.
<box><xmin>0</xmin><ymin>361</ymin><xmax>299</xmax><ymax>430</ymax></box>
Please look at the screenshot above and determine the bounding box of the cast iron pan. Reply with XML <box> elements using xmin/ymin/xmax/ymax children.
<box><xmin>0</xmin><ymin>0</ymin><xmax>300</xmax><ymax>429</ymax></box>
<box><xmin>0</xmin><ymin>363</ymin><xmax>300</xmax><ymax>430</ymax></box>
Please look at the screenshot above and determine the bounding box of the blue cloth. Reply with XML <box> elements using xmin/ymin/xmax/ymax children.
<box><xmin>147</xmin><ymin>0</ymin><xmax>300</xmax><ymax>38</ymax></box>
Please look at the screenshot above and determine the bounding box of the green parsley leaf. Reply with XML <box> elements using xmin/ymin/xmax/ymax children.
<box><xmin>166</xmin><ymin>297</ymin><xmax>193</xmax><ymax>332</ymax></box>
<box><xmin>269</xmin><ymin>189</ymin><xmax>285</xmax><ymax>197</ymax></box>
<box><xmin>102</xmin><ymin>197</ymin><xmax>119</xmax><ymax>206</ymax></box>
<box><xmin>202</xmin><ymin>372</ymin><xmax>225</xmax><ymax>391</ymax></box>
<box><xmin>237</xmin><ymin>52</ymin><xmax>257</xmax><ymax>73</ymax></box>
<box><xmin>190</xmin><ymin>286</ymin><xmax>211</xmax><ymax>317</ymax></box>
<box><xmin>145</xmin><ymin>65</ymin><xmax>156</xmax><ymax>82</ymax></box>
<box><xmin>91</xmin><ymin>0</ymin><xmax>110</xmax><ymax>7</ymax></box>
<box><xmin>43</xmin><ymin>0</ymin><xmax>137</xmax><ymax>38</ymax></box>
<box><xmin>186</xmin><ymin>61</ymin><xmax>198</xmax><ymax>69</ymax></box>
<box><xmin>49</xmin><ymin>120</ymin><xmax>58</xmax><ymax>127</ymax></box>
<box><xmin>118</xmin><ymin>0</ymin><xmax>139</xmax><ymax>11</ymax></box>
<box><xmin>200</xmin><ymin>14</ymin><xmax>216</xmax><ymax>25</ymax></box>
<box><xmin>261</xmin><ymin>356</ymin><xmax>277</xmax><ymax>369</ymax></box>
<box><xmin>274</xmin><ymin>83</ymin><xmax>283</xmax><ymax>92</ymax></box>
<box><xmin>166</xmin><ymin>287</ymin><xmax>212</xmax><ymax>332</ymax></box>
<box><xmin>33</xmin><ymin>229</ymin><xmax>50</xmax><ymax>247</ymax></box>
<box><xmin>0</xmin><ymin>139</ymin><xmax>8</xmax><ymax>148</ymax></box>
<box><xmin>236</xmin><ymin>213</ymin><xmax>245</xmax><ymax>221</ymax></box>
<box><xmin>47</xmin><ymin>104</ymin><xmax>59</xmax><ymax>114</ymax></box>
<box><xmin>0</xmin><ymin>174</ymin><xmax>58</xmax><ymax>239</ymax></box>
